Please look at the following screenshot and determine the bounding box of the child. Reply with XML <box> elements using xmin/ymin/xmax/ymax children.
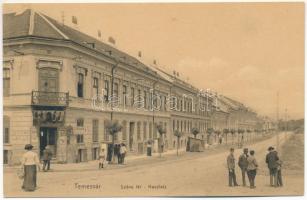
<box><xmin>98</xmin><ymin>149</ymin><xmax>106</xmax><ymax>169</ymax></box>
<box><xmin>276</xmin><ymin>159</ymin><xmax>283</xmax><ymax>187</ymax></box>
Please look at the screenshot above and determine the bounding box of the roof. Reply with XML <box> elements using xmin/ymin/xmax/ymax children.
<box><xmin>3</xmin><ymin>9</ymin><xmax>162</xmax><ymax>78</ymax></box>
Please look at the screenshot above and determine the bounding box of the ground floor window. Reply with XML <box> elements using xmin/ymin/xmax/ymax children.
<box><xmin>3</xmin><ymin>150</ymin><xmax>8</xmax><ymax>164</ymax></box>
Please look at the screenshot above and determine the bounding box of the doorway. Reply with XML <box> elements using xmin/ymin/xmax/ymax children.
<box><xmin>39</xmin><ymin>127</ymin><xmax>57</xmax><ymax>158</ymax></box>
<box><xmin>129</xmin><ymin>122</ymin><xmax>135</xmax><ymax>150</ymax></box>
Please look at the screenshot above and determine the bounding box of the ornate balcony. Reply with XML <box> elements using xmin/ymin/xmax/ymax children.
<box><xmin>31</xmin><ymin>91</ymin><xmax>69</xmax><ymax>107</ymax></box>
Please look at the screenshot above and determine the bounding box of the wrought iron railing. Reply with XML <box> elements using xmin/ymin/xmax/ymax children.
<box><xmin>31</xmin><ymin>91</ymin><xmax>69</xmax><ymax>107</ymax></box>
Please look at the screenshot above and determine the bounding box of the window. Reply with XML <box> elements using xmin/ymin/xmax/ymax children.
<box><xmin>77</xmin><ymin>134</ymin><xmax>84</xmax><ymax>143</ymax></box>
<box><xmin>153</xmin><ymin>123</ymin><xmax>157</xmax><ymax>139</ymax></box>
<box><xmin>144</xmin><ymin>91</ymin><xmax>147</xmax><ymax>109</ymax></box>
<box><xmin>173</xmin><ymin>120</ymin><xmax>175</xmax><ymax>131</ymax></box>
<box><xmin>137</xmin><ymin>89</ymin><xmax>141</xmax><ymax>108</ymax></box>
<box><xmin>104</xmin><ymin>120</ymin><xmax>109</xmax><ymax>141</ymax></box>
<box><xmin>77</xmin><ymin>118</ymin><xmax>84</xmax><ymax>127</ymax></box>
<box><xmin>143</xmin><ymin>122</ymin><xmax>147</xmax><ymax>140</ymax></box>
<box><xmin>123</xmin><ymin>85</ymin><xmax>127</xmax><ymax>105</ymax></box>
<box><xmin>3</xmin><ymin>68</ymin><xmax>10</xmax><ymax>97</ymax></box>
<box><xmin>149</xmin><ymin>122</ymin><xmax>153</xmax><ymax>139</ymax></box>
<box><xmin>114</xmin><ymin>83</ymin><xmax>119</xmax><ymax>98</ymax></box>
<box><xmin>137</xmin><ymin>122</ymin><xmax>141</xmax><ymax>140</ymax></box>
<box><xmin>92</xmin><ymin>119</ymin><xmax>99</xmax><ymax>142</ymax></box>
<box><xmin>104</xmin><ymin>80</ymin><xmax>109</xmax><ymax>102</ymax></box>
<box><xmin>131</xmin><ymin>87</ymin><xmax>135</xmax><ymax>106</ymax></box>
<box><xmin>122</xmin><ymin>121</ymin><xmax>127</xmax><ymax>140</ymax></box>
<box><xmin>4</xmin><ymin>150</ymin><xmax>8</xmax><ymax>164</ymax></box>
<box><xmin>3</xmin><ymin>116</ymin><xmax>9</xmax><ymax>144</ymax></box>
<box><xmin>77</xmin><ymin>73</ymin><xmax>84</xmax><ymax>98</ymax></box>
<box><xmin>93</xmin><ymin>77</ymin><xmax>99</xmax><ymax>97</ymax></box>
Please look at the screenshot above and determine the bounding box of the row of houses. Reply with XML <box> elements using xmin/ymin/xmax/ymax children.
<box><xmin>3</xmin><ymin>9</ymin><xmax>273</xmax><ymax>165</ymax></box>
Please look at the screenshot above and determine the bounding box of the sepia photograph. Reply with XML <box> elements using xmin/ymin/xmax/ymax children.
<box><xmin>1</xmin><ymin>1</ymin><xmax>305</xmax><ymax>197</ymax></box>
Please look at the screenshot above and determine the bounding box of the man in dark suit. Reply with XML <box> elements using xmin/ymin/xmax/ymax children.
<box><xmin>42</xmin><ymin>146</ymin><xmax>53</xmax><ymax>171</ymax></box>
<box><xmin>238</xmin><ymin>148</ymin><xmax>249</xmax><ymax>186</ymax></box>
<box><xmin>266</xmin><ymin>146</ymin><xmax>279</xmax><ymax>187</ymax></box>
<box><xmin>227</xmin><ymin>148</ymin><xmax>239</xmax><ymax>187</ymax></box>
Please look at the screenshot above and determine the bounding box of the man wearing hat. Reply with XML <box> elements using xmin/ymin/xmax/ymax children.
<box><xmin>238</xmin><ymin>148</ymin><xmax>249</xmax><ymax>186</ymax></box>
<box><xmin>42</xmin><ymin>145</ymin><xmax>53</xmax><ymax>171</ymax></box>
<box><xmin>227</xmin><ymin>148</ymin><xmax>239</xmax><ymax>187</ymax></box>
<box><xmin>265</xmin><ymin>146</ymin><xmax>279</xmax><ymax>187</ymax></box>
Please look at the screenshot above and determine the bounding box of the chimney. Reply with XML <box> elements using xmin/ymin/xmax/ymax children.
<box><xmin>98</xmin><ymin>30</ymin><xmax>102</xmax><ymax>38</ymax></box>
<box><xmin>108</xmin><ymin>36</ymin><xmax>116</xmax><ymax>45</ymax></box>
<box><xmin>138</xmin><ymin>51</ymin><xmax>142</xmax><ymax>58</ymax></box>
<box><xmin>72</xmin><ymin>16</ymin><xmax>78</xmax><ymax>29</ymax></box>
<box><xmin>153</xmin><ymin>59</ymin><xmax>157</xmax><ymax>65</ymax></box>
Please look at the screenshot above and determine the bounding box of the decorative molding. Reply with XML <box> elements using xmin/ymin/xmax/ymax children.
<box><xmin>92</xmin><ymin>70</ymin><xmax>101</xmax><ymax>79</ymax></box>
<box><xmin>73</xmin><ymin>63</ymin><xmax>88</xmax><ymax>76</ymax></box>
<box><xmin>3</xmin><ymin>58</ymin><xmax>14</xmax><ymax>69</ymax></box>
<box><xmin>36</xmin><ymin>58</ymin><xmax>63</xmax><ymax>70</ymax></box>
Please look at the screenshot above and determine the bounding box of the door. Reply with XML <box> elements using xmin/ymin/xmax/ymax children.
<box><xmin>39</xmin><ymin>127</ymin><xmax>57</xmax><ymax>158</ymax></box>
<box><xmin>129</xmin><ymin>122</ymin><xmax>135</xmax><ymax>150</ymax></box>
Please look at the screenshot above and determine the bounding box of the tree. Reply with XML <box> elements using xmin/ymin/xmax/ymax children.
<box><xmin>206</xmin><ymin>128</ymin><xmax>214</xmax><ymax>144</ymax></box>
<box><xmin>230</xmin><ymin>129</ymin><xmax>236</xmax><ymax>144</ymax></box>
<box><xmin>191</xmin><ymin>127</ymin><xmax>200</xmax><ymax>138</ymax></box>
<box><xmin>223</xmin><ymin>128</ymin><xmax>229</xmax><ymax>144</ymax></box>
<box><xmin>105</xmin><ymin>120</ymin><xmax>122</xmax><ymax>163</ymax></box>
<box><xmin>174</xmin><ymin>130</ymin><xmax>184</xmax><ymax>156</ymax></box>
<box><xmin>156</xmin><ymin>124</ymin><xmax>166</xmax><ymax>157</ymax></box>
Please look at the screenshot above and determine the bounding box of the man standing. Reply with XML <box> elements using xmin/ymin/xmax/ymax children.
<box><xmin>266</xmin><ymin>146</ymin><xmax>279</xmax><ymax>187</ymax></box>
<box><xmin>227</xmin><ymin>148</ymin><xmax>239</xmax><ymax>187</ymax></box>
<box><xmin>42</xmin><ymin>146</ymin><xmax>52</xmax><ymax>171</ymax></box>
<box><xmin>238</xmin><ymin>148</ymin><xmax>249</xmax><ymax>186</ymax></box>
<box><xmin>247</xmin><ymin>150</ymin><xmax>258</xmax><ymax>189</ymax></box>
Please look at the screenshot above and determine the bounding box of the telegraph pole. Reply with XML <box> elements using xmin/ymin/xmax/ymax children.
<box><xmin>276</xmin><ymin>92</ymin><xmax>280</xmax><ymax>151</ymax></box>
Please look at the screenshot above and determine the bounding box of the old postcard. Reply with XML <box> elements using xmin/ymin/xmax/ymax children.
<box><xmin>2</xmin><ymin>2</ymin><xmax>305</xmax><ymax>197</ymax></box>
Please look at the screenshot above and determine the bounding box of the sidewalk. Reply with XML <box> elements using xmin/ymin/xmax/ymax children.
<box><xmin>4</xmin><ymin>133</ymin><xmax>272</xmax><ymax>173</ymax></box>
<box><xmin>4</xmin><ymin>148</ymin><xmax>187</xmax><ymax>173</ymax></box>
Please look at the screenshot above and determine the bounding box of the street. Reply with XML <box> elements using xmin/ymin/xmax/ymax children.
<box><xmin>4</xmin><ymin>132</ymin><xmax>304</xmax><ymax>197</ymax></box>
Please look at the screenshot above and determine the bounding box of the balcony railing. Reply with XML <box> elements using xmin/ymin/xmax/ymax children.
<box><xmin>31</xmin><ymin>91</ymin><xmax>69</xmax><ymax>107</ymax></box>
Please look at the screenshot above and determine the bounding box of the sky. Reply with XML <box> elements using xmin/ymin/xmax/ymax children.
<box><xmin>3</xmin><ymin>2</ymin><xmax>305</xmax><ymax>120</ymax></box>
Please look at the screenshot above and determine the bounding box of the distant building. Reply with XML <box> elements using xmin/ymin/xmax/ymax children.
<box><xmin>3</xmin><ymin>9</ymin><xmax>262</xmax><ymax>165</ymax></box>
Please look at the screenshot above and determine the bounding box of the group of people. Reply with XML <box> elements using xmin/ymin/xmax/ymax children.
<box><xmin>227</xmin><ymin>146</ymin><xmax>283</xmax><ymax>189</ymax></box>
<box><xmin>98</xmin><ymin>143</ymin><xmax>127</xmax><ymax>169</ymax></box>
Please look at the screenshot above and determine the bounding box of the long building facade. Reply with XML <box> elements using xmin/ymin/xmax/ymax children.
<box><xmin>3</xmin><ymin>9</ymin><xmax>262</xmax><ymax>165</ymax></box>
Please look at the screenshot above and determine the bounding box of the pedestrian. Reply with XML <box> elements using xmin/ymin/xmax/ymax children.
<box><xmin>247</xmin><ymin>150</ymin><xmax>258</xmax><ymax>189</ymax></box>
<box><xmin>42</xmin><ymin>145</ymin><xmax>52</xmax><ymax>171</ymax></box>
<box><xmin>20</xmin><ymin>144</ymin><xmax>41</xmax><ymax>192</ymax></box>
<box><xmin>114</xmin><ymin>144</ymin><xmax>120</xmax><ymax>164</ymax></box>
<box><xmin>265</xmin><ymin>146</ymin><xmax>279</xmax><ymax>187</ymax></box>
<box><xmin>147</xmin><ymin>141</ymin><xmax>152</xmax><ymax>156</ymax></box>
<box><xmin>276</xmin><ymin>153</ymin><xmax>283</xmax><ymax>187</ymax></box>
<box><xmin>98</xmin><ymin>149</ymin><xmax>106</xmax><ymax>169</ymax></box>
<box><xmin>227</xmin><ymin>148</ymin><xmax>239</xmax><ymax>187</ymax></box>
<box><xmin>219</xmin><ymin>134</ymin><xmax>223</xmax><ymax>144</ymax></box>
<box><xmin>238</xmin><ymin>148</ymin><xmax>249</xmax><ymax>186</ymax></box>
<box><xmin>120</xmin><ymin>143</ymin><xmax>127</xmax><ymax>165</ymax></box>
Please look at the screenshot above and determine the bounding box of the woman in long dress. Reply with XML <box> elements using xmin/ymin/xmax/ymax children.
<box><xmin>21</xmin><ymin>144</ymin><xmax>41</xmax><ymax>191</ymax></box>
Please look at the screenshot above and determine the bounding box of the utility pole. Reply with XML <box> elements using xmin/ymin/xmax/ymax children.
<box><xmin>276</xmin><ymin>91</ymin><xmax>280</xmax><ymax>151</ymax></box>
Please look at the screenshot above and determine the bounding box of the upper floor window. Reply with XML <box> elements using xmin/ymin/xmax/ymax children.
<box><xmin>123</xmin><ymin>85</ymin><xmax>127</xmax><ymax>105</ymax></box>
<box><xmin>3</xmin><ymin>116</ymin><xmax>10</xmax><ymax>144</ymax></box>
<box><xmin>77</xmin><ymin>73</ymin><xmax>84</xmax><ymax>98</ymax></box>
<box><xmin>131</xmin><ymin>87</ymin><xmax>135</xmax><ymax>106</ymax></box>
<box><xmin>114</xmin><ymin>83</ymin><xmax>119</xmax><ymax>98</ymax></box>
<box><xmin>104</xmin><ymin>80</ymin><xmax>109</xmax><ymax>102</ymax></box>
<box><xmin>93</xmin><ymin>77</ymin><xmax>99</xmax><ymax>97</ymax></box>
<box><xmin>77</xmin><ymin>118</ymin><xmax>84</xmax><ymax>127</ymax></box>
<box><xmin>3</xmin><ymin>68</ymin><xmax>10</xmax><ymax>97</ymax></box>
<box><xmin>77</xmin><ymin>134</ymin><xmax>84</xmax><ymax>143</ymax></box>
<box><xmin>92</xmin><ymin>119</ymin><xmax>99</xmax><ymax>142</ymax></box>
<box><xmin>144</xmin><ymin>91</ymin><xmax>147</xmax><ymax>109</ymax></box>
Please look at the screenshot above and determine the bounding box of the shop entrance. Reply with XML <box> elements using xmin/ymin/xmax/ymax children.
<box><xmin>39</xmin><ymin>127</ymin><xmax>57</xmax><ymax>158</ymax></box>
